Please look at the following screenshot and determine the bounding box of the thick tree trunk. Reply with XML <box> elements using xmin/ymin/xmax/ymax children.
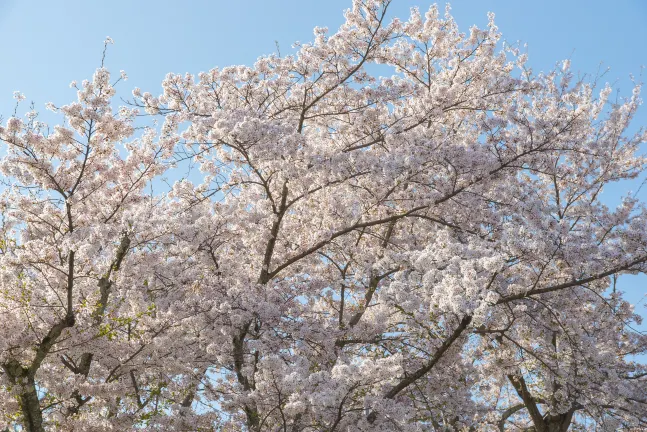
<box><xmin>18</xmin><ymin>375</ymin><xmax>45</xmax><ymax>432</ymax></box>
<box><xmin>3</xmin><ymin>360</ymin><xmax>44</xmax><ymax>432</ymax></box>
<box><xmin>544</xmin><ymin>412</ymin><xmax>574</xmax><ymax>432</ymax></box>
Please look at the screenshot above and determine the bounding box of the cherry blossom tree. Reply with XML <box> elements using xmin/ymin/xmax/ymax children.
<box><xmin>2</xmin><ymin>1</ymin><xmax>647</xmax><ymax>430</ymax></box>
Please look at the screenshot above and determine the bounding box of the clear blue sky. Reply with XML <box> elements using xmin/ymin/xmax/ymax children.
<box><xmin>1</xmin><ymin>0</ymin><xmax>645</xmax><ymax>114</ymax></box>
<box><xmin>1</xmin><ymin>1</ymin><xmax>647</xmax><ymax>329</ymax></box>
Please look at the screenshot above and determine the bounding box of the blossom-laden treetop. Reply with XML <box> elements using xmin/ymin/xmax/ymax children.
<box><xmin>1</xmin><ymin>1</ymin><xmax>646</xmax><ymax>430</ymax></box>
